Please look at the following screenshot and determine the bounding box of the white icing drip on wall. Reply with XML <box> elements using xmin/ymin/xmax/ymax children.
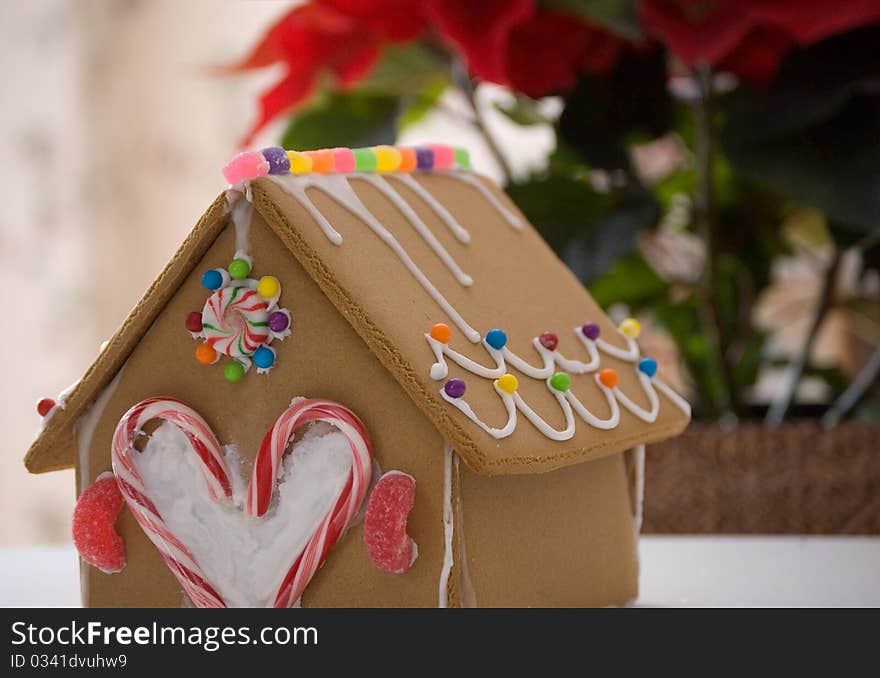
<box><xmin>452</xmin><ymin>454</ymin><xmax>476</xmax><ymax>608</ymax></box>
<box><xmin>75</xmin><ymin>367</ymin><xmax>126</xmax><ymax>494</ymax></box>
<box><xmin>631</xmin><ymin>444</ymin><xmax>646</xmax><ymax>536</ymax></box>
<box><xmin>74</xmin><ymin>366</ymin><xmax>125</xmax><ymax>607</ymax></box>
<box><xmin>438</xmin><ymin>441</ymin><xmax>455</xmax><ymax>608</ymax></box>
<box><xmin>227</xmin><ymin>190</ymin><xmax>253</xmax><ymax>255</ymax></box>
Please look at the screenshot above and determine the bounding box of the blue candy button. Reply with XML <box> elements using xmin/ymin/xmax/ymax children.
<box><xmin>485</xmin><ymin>329</ymin><xmax>507</xmax><ymax>350</ymax></box>
<box><xmin>638</xmin><ymin>357</ymin><xmax>658</xmax><ymax>378</ymax></box>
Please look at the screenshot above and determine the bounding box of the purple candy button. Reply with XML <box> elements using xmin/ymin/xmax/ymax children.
<box><xmin>261</xmin><ymin>146</ymin><xmax>291</xmax><ymax>175</ymax></box>
<box><xmin>415</xmin><ymin>147</ymin><xmax>434</xmax><ymax>171</ymax></box>
<box><xmin>268</xmin><ymin>311</ymin><xmax>290</xmax><ymax>333</ymax></box>
<box><xmin>444</xmin><ymin>378</ymin><xmax>466</xmax><ymax>399</ymax></box>
<box><xmin>581</xmin><ymin>322</ymin><xmax>600</xmax><ymax>341</ymax></box>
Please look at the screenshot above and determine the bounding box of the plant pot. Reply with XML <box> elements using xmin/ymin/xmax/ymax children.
<box><xmin>643</xmin><ymin>420</ymin><xmax>880</xmax><ymax>534</ymax></box>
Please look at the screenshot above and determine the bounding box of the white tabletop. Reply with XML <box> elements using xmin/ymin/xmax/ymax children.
<box><xmin>3</xmin><ymin>536</ymin><xmax>879</xmax><ymax>607</ymax></box>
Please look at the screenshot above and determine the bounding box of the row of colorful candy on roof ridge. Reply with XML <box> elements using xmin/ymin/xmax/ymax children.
<box><xmin>222</xmin><ymin>144</ymin><xmax>471</xmax><ymax>185</ymax></box>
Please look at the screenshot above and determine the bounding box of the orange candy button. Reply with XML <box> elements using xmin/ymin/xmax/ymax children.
<box><xmin>306</xmin><ymin>149</ymin><xmax>334</xmax><ymax>173</ymax></box>
<box><xmin>598</xmin><ymin>368</ymin><xmax>619</xmax><ymax>389</ymax></box>
<box><xmin>398</xmin><ymin>147</ymin><xmax>417</xmax><ymax>173</ymax></box>
<box><xmin>195</xmin><ymin>343</ymin><xmax>217</xmax><ymax>365</ymax></box>
<box><xmin>430</xmin><ymin>323</ymin><xmax>452</xmax><ymax>343</ymax></box>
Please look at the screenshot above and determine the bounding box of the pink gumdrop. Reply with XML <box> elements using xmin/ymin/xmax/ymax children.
<box><xmin>72</xmin><ymin>473</ymin><xmax>126</xmax><ymax>574</ymax></box>
<box><xmin>222</xmin><ymin>151</ymin><xmax>270</xmax><ymax>185</ymax></box>
<box><xmin>364</xmin><ymin>471</ymin><xmax>418</xmax><ymax>574</ymax></box>
<box><xmin>332</xmin><ymin>147</ymin><xmax>356</xmax><ymax>173</ymax></box>
<box><xmin>429</xmin><ymin>144</ymin><xmax>455</xmax><ymax>170</ymax></box>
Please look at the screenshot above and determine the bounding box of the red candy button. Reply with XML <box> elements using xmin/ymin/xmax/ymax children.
<box><xmin>37</xmin><ymin>398</ymin><xmax>56</xmax><ymax>417</ymax></box>
<box><xmin>539</xmin><ymin>331</ymin><xmax>559</xmax><ymax>351</ymax></box>
<box><xmin>364</xmin><ymin>471</ymin><xmax>418</xmax><ymax>574</ymax></box>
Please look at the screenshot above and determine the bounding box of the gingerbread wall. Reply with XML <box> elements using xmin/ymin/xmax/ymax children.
<box><xmin>79</xmin><ymin>215</ymin><xmax>450</xmax><ymax>607</ymax></box>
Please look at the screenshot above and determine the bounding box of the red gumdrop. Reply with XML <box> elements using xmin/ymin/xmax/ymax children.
<box><xmin>37</xmin><ymin>398</ymin><xmax>56</xmax><ymax>417</ymax></box>
<box><xmin>72</xmin><ymin>474</ymin><xmax>126</xmax><ymax>574</ymax></box>
<box><xmin>364</xmin><ymin>471</ymin><xmax>417</xmax><ymax>574</ymax></box>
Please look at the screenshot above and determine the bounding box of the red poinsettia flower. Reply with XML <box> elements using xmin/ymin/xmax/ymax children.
<box><xmin>427</xmin><ymin>0</ymin><xmax>625</xmax><ymax>97</ymax></box>
<box><xmin>233</xmin><ymin>0</ymin><xmax>427</xmax><ymax>144</ymax></box>
<box><xmin>640</xmin><ymin>0</ymin><xmax>880</xmax><ymax>85</ymax></box>
<box><xmin>235</xmin><ymin>0</ymin><xmax>628</xmax><ymax>142</ymax></box>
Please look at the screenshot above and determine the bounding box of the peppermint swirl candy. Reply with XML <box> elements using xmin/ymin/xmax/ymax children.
<box><xmin>201</xmin><ymin>284</ymin><xmax>270</xmax><ymax>359</ymax></box>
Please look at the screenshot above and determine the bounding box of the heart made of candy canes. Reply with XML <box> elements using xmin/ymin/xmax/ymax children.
<box><xmin>111</xmin><ymin>398</ymin><xmax>372</xmax><ymax>608</ymax></box>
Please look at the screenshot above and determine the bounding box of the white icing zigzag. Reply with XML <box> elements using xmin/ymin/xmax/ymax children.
<box><xmin>435</xmin><ymin>328</ymin><xmax>689</xmax><ymax>441</ymax></box>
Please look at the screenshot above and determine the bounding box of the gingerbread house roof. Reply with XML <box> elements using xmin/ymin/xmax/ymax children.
<box><xmin>25</xmin><ymin>145</ymin><xmax>689</xmax><ymax>476</ymax></box>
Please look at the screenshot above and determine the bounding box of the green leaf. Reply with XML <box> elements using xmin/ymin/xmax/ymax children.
<box><xmin>589</xmin><ymin>253</ymin><xmax>668</xmax><ymax>309</ymax></box>
<box><xmin>542</xmin><ymin>0</ymin><xmax>643</xmax><ymax>41</ymax></box>
<box><xmin>397</xmin><ymin>81</ymin><xmax>447</xmax><ymax>132</ymax></box>
<box><xmin>280</xmin><ymin>92</ymin><xmax>399</xmax><ymax>151</ymax></box>
<box><xmin>356</xmin><ymin>44</ymin><xmax>450</xmax><ymax>96</ymax></box>
<box><xmin>494</xmin><ymin>97</ymin><xmax>552</xmax><ymax>126</ymax></box>
<box><xmin>507</xmin><ymin>177</ymin><xmax>660</xmax><ymax>282</ymax></box>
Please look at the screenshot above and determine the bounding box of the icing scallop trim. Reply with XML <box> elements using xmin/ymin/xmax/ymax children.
<box><xmin>432</xmin><ymin>319</ymin><xmax>691</xmax><ymax>441</ymax></box>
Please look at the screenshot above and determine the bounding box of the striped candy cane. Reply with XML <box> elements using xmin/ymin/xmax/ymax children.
<box><xmin>111</xmin><ymin>397</ymin><xmax>232</xmax><ymax>608</ymax></box>
<box><xmin>247</xmin><ymin>399</ymin><xmax>373</xmax><ymax>608</ymax></box>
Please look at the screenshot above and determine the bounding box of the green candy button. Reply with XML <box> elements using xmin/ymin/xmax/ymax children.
<box><xmin>454</xmin><ymin>147</ymin><xmax>470</xmax><ymax>169</ymax></box>
<box><xmin>224</xmin><ymin>362</ymin><xmax>245</xmax><ymax>383</ymax></box>
<box><xmin>549</xmin><ymin>371</ymin><xmax>571</xmax><ymax>392</ymax></box>
<box><xmin>228</xmin><ymin>258</ymin><xmax>251</xmax><ymax>280</ymax></box>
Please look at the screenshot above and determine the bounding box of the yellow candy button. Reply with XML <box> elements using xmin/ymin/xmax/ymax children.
<box><xmin>496</xmin><ymin>373</ymin><xmax>519</xmax><ymax>394</ymax></box>
<box><xmin>374</xmin><ymin>145</ymin><xmax>402</xmax><ymax>172</ymax></box>
<box><xmin>257</xmin><ymin>275</ymin><xmax>280</xmax><ymax>299</ymax></box>
<box><xmin>287</xmin><ymin>151</ymin><xmax>313</xmax><ymax>174</ymax></box>
<box><xmin>620</xmin><ymin>318</ymin><xmax>641</xmax><ymax>339</ymax></box>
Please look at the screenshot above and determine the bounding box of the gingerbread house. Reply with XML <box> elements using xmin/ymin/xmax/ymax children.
<box><xmin>25</xmin><ymin>144</ymin><xmax>689</xmax><ymax>608</ymax></box>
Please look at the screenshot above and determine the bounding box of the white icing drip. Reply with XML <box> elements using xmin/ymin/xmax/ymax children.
<box><xmin>358</xmin><ymin>174</ymin><xmax>473</xmax><ymax>287</ymax></box>
<box><xmin>631</xmin><ymin>444</ymin><xmax>646</xmax><ymax>536</ymax></box>
<box><xmin>445</xmin><ymin>172</ymin><xmax>524</xmax><ymax>230</ymax></box>
<box><xmin>501</xmin><ymin>339</ymin><xmax>556</xmax><ymax>379</ymax></box>
<box><xmin>427</xmin><ymin>335</ymin><xmax>505</xmax><ymax>381</ymax></box>
<box><xmin>513</xmin><ymin>388</ymin><xmax>576</xmax><ymax>441</ymax></box>
<box><xmin>441</xmin><ymin>386</ymin><xmax>517</xmax><ymax>439</ymax></box>
<box><xmin>613</xmin><ymin>371</ymin><xmax>660</xmax><ymax>423</ymax></box>
<box><xmin>269</xmin><ymin>174</ymin><xmax>481</xmax><ymax>342</ymax></box>
<box><xmin>438</xmin><ymin>442</ymin><xmax>455</xmax><ymax>608</ymax></box>
<box><xmin>654</xmin><ymin>378</ymin><xmax>693</xmax><ymax>418</ymax></box>
<box><xmin>438</xmin><ymin>364</ymin><xmax>688</xmax><ymax>440</ymax></box>
<box><xmin>227</xmin><ymin>191</ymin><xmax>253</xmax><ymax>255</ymax></box>
<box><xmin>394</xmin><ymin>174</ymin><xmax>471</xmax><ymax>243</ymax></box>
<box><xmin>565</xmin><ymin>376</ymin><xmax>621</xmax><ymax>429</ymax></box>
<box><xmin>75</xmin><ymin>368</ymin><xmax>125</xmax><ymax>493</ymax></box>
<box><xmin>452</xmin><ymin>454</ymin><xmax>477</xmax><ymax>608</ymax></box>
<box><xmin>75</xmin><ymin>368</ymin><xmax>125</xmax><ymax>607</ymax></box>
<box><xmin>594</xmin><ymin>334</ymin><xmax>640</xmax><ymax>362</ymax></box>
